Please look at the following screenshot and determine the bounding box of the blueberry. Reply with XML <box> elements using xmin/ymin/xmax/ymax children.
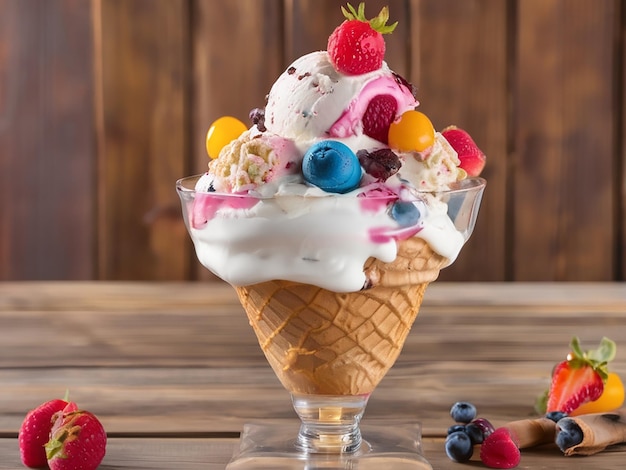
<box><xmin>465</xmin><ymin>422</ymin><xmax>486</xmax><ymax>445</ymax></box>
<box><xmin>450</xmin><ymin>402</ymin><xmax>477</xmax><ymax>424</ymax></box>
<box><xmin>302</xmin><ymin>140</ymin><xmax>362</xmax><ymax>193</ymax></box>
<box><xmin>389</xmin><ymin>201</ymin><xmax>422</xmax><ymax>227</ymax></box>
<box><xmin>447</xmin><ymin>424</ymin><xmax>466</xmax><ymax>435</ymax></box>
<box><xmin>555</xmin><ymin>418</ymin><xmax>584</xmax><ymax>452</ymax></box>
<box><xmin>545</xmin><ymin>411</ymin><xmax>568</xmax><ymax>423</ymax></box>
<box><xmin>445</xmin><ymin>430</ymin><xmax>473</xmax><ymax>462</ymax></box>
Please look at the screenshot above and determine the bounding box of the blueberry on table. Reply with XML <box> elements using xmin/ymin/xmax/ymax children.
<box><xmin>445</xmin><ymin>430</ymin><xmax>474</xmax><ymax>462</ymax></box>
<box><xmin>447</xmin><ymin>424</ymin><xmax>466</xmax><ymax>435</ymax></box>
<box><xmin>465</xmin><ymin>421</ymin><xmax>486</xmax><ymax>445</ymax></box>
<box><xmin>471</xmin><ymin>417</ymin><xmax>496</xmax><ymax>438</ymax></box>
<box><xmin>450</xmin><ymin>401</ymin><xmax>477</xmax><ymax>424</ymax></box>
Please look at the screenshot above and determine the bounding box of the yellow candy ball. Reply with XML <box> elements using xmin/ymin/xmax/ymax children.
<box><xmin>205</xmin><ymin>116</ymin><xmax>247</xmax><ymax>159</ymax></box>
<box><xmin>388</xmin><ymin>110</ymin><xmax>435</xmax><ymax>152</ymax></box>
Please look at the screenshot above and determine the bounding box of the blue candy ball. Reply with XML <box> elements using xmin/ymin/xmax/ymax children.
<box><xmin>302</xmin><ymin>140</ymin><xmax>362</xmax><ymax>193</ymax></box>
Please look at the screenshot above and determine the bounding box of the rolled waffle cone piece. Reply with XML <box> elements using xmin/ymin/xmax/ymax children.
<box><xmin>503</xmin><ymin>417</ymin><xmax>557</xmax><ymax>449</ymax></box>
<box><xmin>235</xmin><ymin>237</ymin><xmax>447</xmax><ymax>396</ymax></box>
<box><xmin>558</xmin><ymin>409</ymin><xmax>626</xmax><ymax>456</ymax></box>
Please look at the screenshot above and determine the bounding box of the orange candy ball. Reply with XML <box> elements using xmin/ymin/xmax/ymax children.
<box><xmin>388</xmin><ymin>110</ymin><xmax>436</xmax><ymax>152</ymax></box>
<box><xmin>205</xmin><ymin>116</ymin><xmax>247</xmax><ymax>159</ymax></box>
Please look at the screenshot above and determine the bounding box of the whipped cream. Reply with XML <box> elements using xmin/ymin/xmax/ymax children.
<box><xmin>180</xmin><ymin>180</ymin><xmax>472</xmax><ymax>292</ymax></box>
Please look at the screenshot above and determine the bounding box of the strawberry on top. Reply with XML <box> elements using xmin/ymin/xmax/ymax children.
<box><xmin>328</xmin><ymin>3</ymin><xmax>397</xmax><ymax>76</ymax></box>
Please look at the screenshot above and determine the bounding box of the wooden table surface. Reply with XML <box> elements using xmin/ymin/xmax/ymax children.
<box><xmin>1</xmin><ymin>282</ymin><xmax>625</xmax><ymax>469</ymax></box>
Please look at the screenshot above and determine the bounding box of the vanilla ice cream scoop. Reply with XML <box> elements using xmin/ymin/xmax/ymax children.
<box><xmin>264</xmin><ymin>51</ymin><xmax>417</xmax><ymax>154</ymax></box>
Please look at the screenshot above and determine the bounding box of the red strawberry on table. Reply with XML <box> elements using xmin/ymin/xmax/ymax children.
<box><xmin>46</xmin><ymin>408</ymin><xmax>107</xmax><ymax>470</ymax></box>
<box><xmin>441</xmin><ymin>125</ymin><xmax>486</xmax><ymax>176</ymax></box>
<box><xmin>19</xmin><ymin>397</ymin><xmax>70</xmax><ymax>468</ymax></box>
<box><xmin>327</xmin><ymin>2</ymin><xmax>397</xmax><ymax>76</ymax></box>
<box><xmin>546</xmin><ymin>336</ymin><xmax>616</xmax><ymax>414</ymax></box>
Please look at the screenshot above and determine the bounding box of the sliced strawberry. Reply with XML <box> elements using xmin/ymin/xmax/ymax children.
<box><xmin>546</xmin><ymin>337</ymin><xmax>615</xmax><ymax>414</ymax></box>
<box><xmin>362</xmin><ymin>95</ymin><xmax>397</xmax><ymax>143</ymax></box>
<box><xmin>46</xmin><ymin>409</ymin><xmax>107</xmax><ymax>470</ymax></box>
<box><xmin>547</xmin><ymin>362</ymin><xmax>604</xmax><ymax>414</ymax></box>
<box><xmin>441</xmin><ymin>125</ymin><xmax>486</xmax><ymax>177</ymax></box>
<box><xmin>19</xmin><ymin>398</ymin><xmax>70</xmax><ymax>468</ymax></box>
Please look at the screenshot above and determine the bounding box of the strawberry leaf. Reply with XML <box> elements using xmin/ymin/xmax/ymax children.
<box><xmin>370</xmin><ymin>6</ymin><xmax>398</xmax><ymax>34</ymax></box>
<box><xmin>568</xmin><ymin>336</ymin><xmax>616</xmax><ymax>382</ymax></box>
<box><xmin>570</xmin><ymin>337</ymin><xmax>584</xmax><ymax>359</ymax></box>
<box><xmin>589</xmin><ymin>337</ymin><xmax>617</xmax><ymax>364</ymax></box>
<box><xmin>341</xmin><ymin>4</ymin><xmax>357</xmax><ymax>20</ymax></box>
<box><xmin>340</xmin><ymin>2</ymin><xmax>398</xmax><ymax>34</ymax></box>
<box><xmin>45</xmin><ymin>436</ymin><xmax>65</xmax><ymax>460</ymax></box>
<box><xmin>357</xmin><ymin>2</ymin><xmax>365</xmax><ymax>19</ymax></box>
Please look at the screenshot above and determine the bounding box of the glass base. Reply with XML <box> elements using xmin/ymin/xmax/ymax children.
<box><xmin>225</xmin><ymin>420</ymin><xmax>433</xmax><ymax>469</ymax></box>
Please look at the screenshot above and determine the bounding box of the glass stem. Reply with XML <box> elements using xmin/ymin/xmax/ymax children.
<box><xmin>291</xmin><ymin>393</ymin><xmax>369</xmax><ymax>454</ymax></box>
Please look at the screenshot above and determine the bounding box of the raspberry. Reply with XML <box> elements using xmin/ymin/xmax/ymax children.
<box><xmin>362</xmin><ymin>95</ymin><xmax>397</xmax><ymax>143</ymax></box>
<box><xmin>480</xmin><ymin>427</ymin><xmax>521</xmax><ymax>469</ymax></box>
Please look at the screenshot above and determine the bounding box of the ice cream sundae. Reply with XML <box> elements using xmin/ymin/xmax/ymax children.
<box><xmin>177</xmin><ymin>2</ymin><xmax>486</xmax><ymax>461</ymax></box>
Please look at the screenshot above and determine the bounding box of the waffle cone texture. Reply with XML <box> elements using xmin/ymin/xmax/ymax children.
<box><xmin>235</xmin><ymin>237</ymin><xmax>447</xmax><ymax>396</ymax></box>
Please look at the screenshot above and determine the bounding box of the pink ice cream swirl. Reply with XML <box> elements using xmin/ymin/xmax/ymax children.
<box><xmin>328</xmin><ymin>75</ymin><xmax>418</xmax><ymax>139</ymax></box>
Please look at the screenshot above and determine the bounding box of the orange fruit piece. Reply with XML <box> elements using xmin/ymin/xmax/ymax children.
<box><xmin>571</xmin><ymin>372</ymin><xmax>625</xmax><ymax>416</ymax></box>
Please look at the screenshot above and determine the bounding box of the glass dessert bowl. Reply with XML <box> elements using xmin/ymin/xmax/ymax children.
<box><xmin>177</xmin><ymin>174</ymin><xmax>485</xmax><ymax>468</ymax></box>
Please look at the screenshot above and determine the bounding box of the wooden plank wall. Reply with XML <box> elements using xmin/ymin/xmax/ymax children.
<box><xmin>0</xmin><ymin>0</ymin><xmax>623</xmax><ymax>282</ymax></box>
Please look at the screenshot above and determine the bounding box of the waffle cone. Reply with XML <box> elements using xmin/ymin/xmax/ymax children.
<box><xmin>560</xmin><ymin>410</ymin><xmax>626</xmax><ymax>456</ymax></box>
<box><xmin>235</xmin><ymin>237</ymin><xmax>447</xmax><ymax>395</ymax></box>
<box><xmin>504</xmin><ymin>418</ymin><xmax>556</xmax><ymax>449</ymax></box>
